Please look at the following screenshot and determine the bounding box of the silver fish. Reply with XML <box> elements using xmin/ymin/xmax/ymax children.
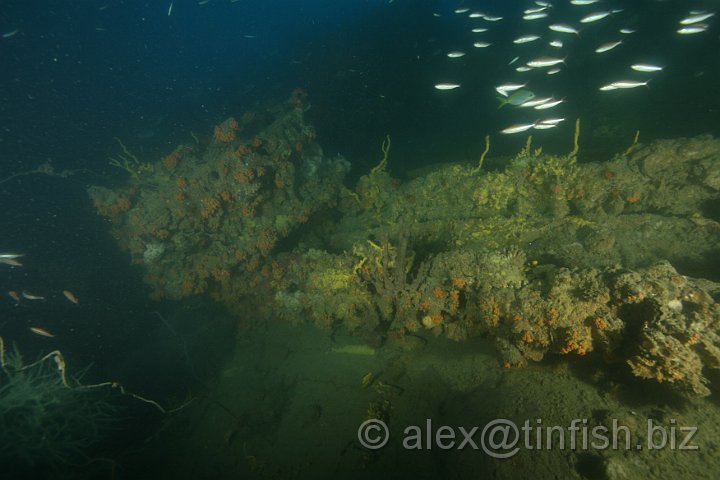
<box><xmin>518</xmin><ymin>96</ymin><xmax>554</xmax><ymax>108</ymax></box>
<box><xmin>527</xmin><ymin>56</ymin><xmax>565</xmax><ymax>68</ymax></box>
<box><xmin>501</xmin><ymin>123</ymin><xmax>536</xmax><ymax>134</ymax></box>
<box><xmin>549</xmin><ymin>24</ymin><xmax>580</xmax><ymax>35</ymax></box>
<box><xmin>495</xmin><ymin>83</ymin><xmax>527</xmax><ymax>96</ymax></box>
<box><xmin>631</xmin><ymin>63</ymin><xmax>663</xmax><ymax>72</ymax></box>
<box><xmin>580</xmin><ymin>11</ymin><xmax>611</xmax><ymax>23</ymax></box>
<box><xmin>538</xmin><ymin>118</ymin><xmax>565</xmax><ymax>125</ymax></box>
<box><xmin>434</xmin><ymin>83</ymin><xmax>461</xmax><ymax>90</ymax></box>
<box><xmin>534</xmin><ymin>98</ymin><xmax>564</xmax><ymax>109</ymax></box>
<box><xmin>533</xmin><ymin>122</ymin><xmax>559</xmax><ymax>130</ymax></box>
<box><xmin>0</xmin><ymin>258</ymin><xmax>22</xmax><ymax>267</ymax></box>
<box><xmin>595</xmin><ymin>40</ymin><xmax>622</xmax><ymax>53</ymax></box>
<box><xmin>22</xmin><ymin>291</ymin><xmax>46</xmax><ymax>301</ymax></box>
<box><xmin>677</xmin><ymin>24</ymin><xmax>708</xmax><ymax>34</ymax></box>
<box><xmin>599</xmin><ymin>80</ymin><xmax>649</xmax><ymax>90</ymax></box>
<box><xmin>514</xmin><ymin>35</ymin><xmax>541</xmax><ymax>44</ymax></box>
<box><xmin>534</xmin><ymin>118</ymin><xmax>565</xmax><ymax>129</ymax></box>
<box><xmin>609</xmin><ymin>80</ymin><xmax>649</xmax><ymax>88</ymax></box>
<box><xmin>679</xmin><ymin>12</ymin><xmax>715</xmax><ymax>25</ymax></box>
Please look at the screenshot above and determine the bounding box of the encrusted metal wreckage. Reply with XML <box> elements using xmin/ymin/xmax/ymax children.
<box><xmin>90</xmin><ymin>93</ymin><xmax>720</xmax><ymax>399</ymax></box>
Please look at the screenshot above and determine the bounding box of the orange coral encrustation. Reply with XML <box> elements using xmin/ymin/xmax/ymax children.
<box><xmin>200</xmin><ymin>196</ymin><xmax>221</xmax><ymax>219</ymax></box>
<box><xmin>213</xmin><ymin>117</ymin><xmax>239</xmax><ymax>143</ymax></box>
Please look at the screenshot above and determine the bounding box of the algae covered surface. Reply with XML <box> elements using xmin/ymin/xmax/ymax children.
<box><xmin>90</xmin><ymin>96</ymin><xmax>720</xmax><ymax>478</ymax></box>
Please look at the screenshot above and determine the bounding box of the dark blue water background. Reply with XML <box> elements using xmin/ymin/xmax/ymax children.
<box><xmin>0</xmin><ymin>0</ymin><xmax>718</xmax><ymax>445</ymax></box>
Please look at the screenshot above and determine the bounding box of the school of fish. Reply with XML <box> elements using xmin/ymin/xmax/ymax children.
<box><xmin>1</xmin><ymin>252</ymin><xmax>79</xmax><ymax>339</ymax></box>
<box><xmin>432</xmin><ymin>1</ymin><xmax>714</xmax><ymax>135</ymax></box>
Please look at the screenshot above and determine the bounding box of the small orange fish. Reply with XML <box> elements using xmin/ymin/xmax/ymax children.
<box><xmin>29</xmin><ymin>327</ymin><xmax>55</xmax><ymax>338</ymax></box>
<box><xmin>7</xmin><ymin>291</ymin><xmax>20</xmax><ymax>302</ymax></box>
<box><xmin>63</xmin><ymin>290</ymin><xmax>79</xmax><ymax>305</ymax></box>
